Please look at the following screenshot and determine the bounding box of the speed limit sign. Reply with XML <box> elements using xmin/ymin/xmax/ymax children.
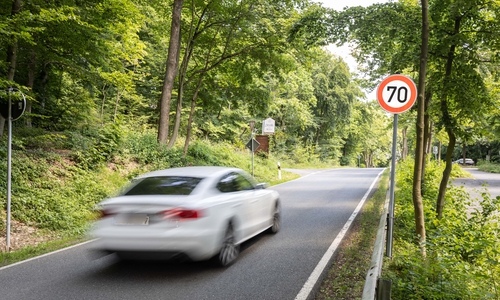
<box><xmin>376</xmin><ymin>74</ymin><xmax>417</xmax><ymax>114</ymax></box>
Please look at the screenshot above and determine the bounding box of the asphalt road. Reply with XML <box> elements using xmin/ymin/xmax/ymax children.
<box><xmin>453</xmin><ymin>168</ymin><xmax>500</xmax><ymax>198</ymax></box>
<box><xmin>0</xmin><ymin>168</ymin><xmax>384</xmax><ymax>300</ymax></box>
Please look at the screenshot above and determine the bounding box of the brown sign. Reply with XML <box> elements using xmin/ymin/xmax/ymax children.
<box><xmin>254</xmin><ymin>135</ymin><xmax>269</xmax><ymax>154</ymax></box>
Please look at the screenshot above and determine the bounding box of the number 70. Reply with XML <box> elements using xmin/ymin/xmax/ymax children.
<box><xmin>387</xmin><ymin>86</ymin><xmax>408</xmax><ymax>103</ymax></box>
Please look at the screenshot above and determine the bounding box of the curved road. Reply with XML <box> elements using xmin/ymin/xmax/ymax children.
<box><xmin>0</xmin><ymin>168</ymin><xmax>384</xmax><ymax>300</ymax></box>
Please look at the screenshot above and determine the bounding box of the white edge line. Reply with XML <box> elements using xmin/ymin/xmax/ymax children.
<box><xmin>0</xmin><ymin>239</ymin><xmax>96</xmax><ymax>271</ymax></box>
<box><xmin>294</xmin><ymin>169</ymin><xmax>385</xmax><ymax>300</ymax></box>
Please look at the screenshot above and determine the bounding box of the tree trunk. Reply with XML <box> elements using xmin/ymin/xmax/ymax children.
<box><xmin>438</xmin><ymin>141</ymin><xmax>442</xmax><ymax>165</ymax></box>
<box><xmin>412</xmin><ymin>0</ymin><xmax>429</xmax><ymax>256</ymax></box>
<box><xmin>437</xmin><ymin>130</ymin><xmax>455</xmax><ymax>218</ymax></box>
<box><xmin>183</xmin><ymin>14</ymin><xmax>218</xmax><ymax>156</ymax></box>
<box><xmin>0</xmin><ymin>0</ymin><xmax>22</xmax><ymax>137</ymax></box>
<box><xmin>421</xmin><ymin>90</ymin><xmax>432</xmax><ymax>191</ymax></box>
<box><xmin>167</xmin><ymin>1</ymin><xmax>198</xmax><ymax>149</ymax></box>
<box><xmin>157</xmin><ymin>0</ymin><xmax>184</xmax><ymax>144</ymax></box>
<box><xmin>183</xmin><ymin>75</ymin><xmax>204</xmax><ymax>156</ymax></box>
<box><xmin>402</xmin><ymin>127</ymin><xmax>408</xmax><ymax>160</ymax></box>
<box><xmin>436</xmin><ymin>16</ymin><xmax>461</xmax><ymax>219</ymax></box>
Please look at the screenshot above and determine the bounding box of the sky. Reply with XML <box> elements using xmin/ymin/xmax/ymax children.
<box><xmin>314</xmin><ymin>0</ymin><xmax>390</xmax><ymax>100</ymax></box>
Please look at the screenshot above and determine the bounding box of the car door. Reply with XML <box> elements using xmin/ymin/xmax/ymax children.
<box><xmin>233</xmin><ymin>173</ymin><xmax>269</xmax><ymax>234</ymax></box>
<box><xmin>216</xmin><ymin>172</ymin><xmax>256</xmax><ymax>240</ymax></box>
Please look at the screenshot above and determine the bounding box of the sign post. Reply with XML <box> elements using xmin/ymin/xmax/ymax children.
<box><xmin>1</xmin><ymin>88</ymin><xmax>26</xmax><ymax>251</ymax></box>
<box><xmin>246</xmin><ymin>121</ymin><xmax>260</xmax><ymax>177</ymax></box>
<box><xmin>376</xmin><ymin>74</ymin><xmax>417</xmax><ymax>258</ymax></box>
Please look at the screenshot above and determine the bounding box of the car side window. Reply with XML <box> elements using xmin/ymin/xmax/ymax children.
<box><xmin>234</xmin><ymin>173</ymin><xmax>254</xmax><ymax>191</ymax></box>
<box><xmin>217</xmin><ymin>172</ymin><xmax>255</xmax><ymax>193</ymax></box>
<box><xmin>217</xmin><ymin>173</ymin><xmax>239</xmax><ymax>193</ymax></box>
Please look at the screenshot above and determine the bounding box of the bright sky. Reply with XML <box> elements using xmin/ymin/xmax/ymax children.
<box><xmin>315</xmin><ymin>0</ymin><xmax>390</xmax><ymax>100</ymax></box>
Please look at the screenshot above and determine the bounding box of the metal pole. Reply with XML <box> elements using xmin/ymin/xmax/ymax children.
<box><xmin>251</xmin><ymin>131</ymin><xmax>254</xmax><ymax>177</ymax></box>
<box><xmin>6</xmin><ymin>89</ymin><xmax>12</xmax><ymax>251</ymax></box>
<box><xmin>386</xmin><ymin>114</ymin><xmax>398</xmax><ymax>258</ymax></box>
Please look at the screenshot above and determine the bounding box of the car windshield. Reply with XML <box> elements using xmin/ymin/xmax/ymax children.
<box><xmin>123</xmin><ymin>176</ymin><xmax>203</xmax><ymax>196</ymax></box>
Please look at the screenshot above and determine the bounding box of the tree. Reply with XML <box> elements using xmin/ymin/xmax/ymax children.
<box><xmin>158</xmin><ymin>0</ymin><xmax>184</xmax><ymax>144</ymax></box>
<box><xmin>412</xmin><ymin>0</ymin><xmax>429</xmax><ymax>254</ymax></box>
<box><xmin>431</xmin><ymin>0</ymin><xmax>500</xmax><ymax>218</ymax></box>
<box><xmin>0</xmin><ymin>0</ymin><xmax>22</xmax><ymax>137</ymax></box>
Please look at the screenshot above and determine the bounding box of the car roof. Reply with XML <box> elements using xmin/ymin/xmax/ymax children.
<box><xmin>136</xmin><ymin>166</ymin><xmax>242</xmax><ymax>179</ymax></box>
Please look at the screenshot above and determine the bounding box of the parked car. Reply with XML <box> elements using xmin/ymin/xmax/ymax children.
<box><xmin>90</xmin><ymin>166</ymin><xmax>281</xmax><ymax>266</ymax></box>
<box><xmin>453</xmin><ymin>158</ymin><xmax>475</xmax><ymax>166</ymax></box>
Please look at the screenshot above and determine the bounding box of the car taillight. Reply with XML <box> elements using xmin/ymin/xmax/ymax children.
<box><xmin>161</xmin><ymin>209</ymin><xmax>203</xmax><ymax>220</ymax></box>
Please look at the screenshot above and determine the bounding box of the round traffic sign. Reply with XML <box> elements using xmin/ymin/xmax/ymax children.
<box><xmin>0</xmin><ymin>89</ymin><xmax>26</xmax><ymax>121</ymax></box>
<box><xmin>376</xmin><ymin>74</ymin><xmax>417</xmax><ymax>114</ymax></box>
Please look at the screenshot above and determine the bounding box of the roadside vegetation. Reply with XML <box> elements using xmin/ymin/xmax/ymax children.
<box><xmin>383</xmin><ymin>159</ymin><xmax>500</xmax><ymax>299</ymax></box>
<box><xmin>477</xmin><ymin>160</ymin><xmax>500</xmax><ymax>174</ymax></box>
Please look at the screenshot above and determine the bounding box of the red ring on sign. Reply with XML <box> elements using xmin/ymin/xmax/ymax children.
<box><xmin>376</xmin><ymin>74</ymin><xmax>417</xmax><ymax>114</ymax></box>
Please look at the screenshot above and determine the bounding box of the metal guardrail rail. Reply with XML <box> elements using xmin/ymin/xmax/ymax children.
<box><xmin>361</xmin><ymin>191</ymin><xmax>390</xmax><ymax>300</ymax></box>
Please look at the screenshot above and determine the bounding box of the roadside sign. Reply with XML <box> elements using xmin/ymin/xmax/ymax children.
<box><xmin>433</xmin><ymin>146</ymin><xmax>438</xmax><ymax>155</ymax></box>
<box><xmin>246</xmin><ymin>138</ymin><xmax>260</xmax><ymax>152</ymax></box>
<box><xmin>0</xmin><ymin>91</ymin><xmax>26</xmax><ymax>120</ymax></box>
<box><xmin>262</xmin><ymin>118</ymin><xmax>275</xmax><ymax>134</ymax></box>
<box><xmin>376</xmin><ymin>74</ymin><xmax>417</xmax><ymax>257</ymax></box>
<box><xmin>376</xmin><ymin>74</ymin><xmax>417</xmax><ymax>114</ymax></box>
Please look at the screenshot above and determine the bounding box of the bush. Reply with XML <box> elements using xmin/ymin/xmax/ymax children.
<box><xmin>477</xmin><ymin>160</ymin><xmax>500</xmax><ymax>173</ymax></box>
<box><xmin>384</xmin><ymin>158</ymin><xmax>500</xmax><ymax>299</ymax></box>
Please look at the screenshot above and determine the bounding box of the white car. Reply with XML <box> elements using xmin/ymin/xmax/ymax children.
<box><xmin>453</xmin><ymin>158</ymin><xmax>475</xmax><ymax>166</ymax></box>
<box><xmin>90</xmin><ymin>166</ymin><xmax>281</xmax><ymax>266</ymax></box>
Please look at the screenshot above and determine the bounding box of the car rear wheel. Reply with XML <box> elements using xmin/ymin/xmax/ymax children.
<box><xmin>268</xmin><ymin>202</ymin><xmax>281</xmax><ymax>234</ymax></box>
<box><xmin>216</xmin><ymin>224</ymin><xmax>239</xmax><ymax>267</ymax></box>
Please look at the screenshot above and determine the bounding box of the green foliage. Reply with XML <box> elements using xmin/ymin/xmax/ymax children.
<box><xmin>0</xmin><ymin>151</ymin><xmax>127</xmax><ymax>234</ymax></box>
<box><xmin>477</xmin><ymin>160</ymin><xmax>500</xmax><ymax>173</ymax></box>
<box><xmin>120</xmin><ymin>129</ymin><xmax>186</xmax><ymax>169</ymax></box>
<box><xmin>384</xmin><ymin>158</ymin><xmax>500</xmax><ymax>299</ymax></box>
<box><xmin>69</xmin><ymin>123</ymin><xmax>124</xmax><ymax>168</ymax></box>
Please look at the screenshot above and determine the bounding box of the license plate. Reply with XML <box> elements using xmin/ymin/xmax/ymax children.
<box><xmin>114</xmin><ymin>214</ymin><xmax>149</xmax><ymax>226</ymax></box>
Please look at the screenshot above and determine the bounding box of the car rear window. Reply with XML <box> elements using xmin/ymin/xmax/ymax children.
<box><xmin>123</xmin><ymin>176</ymin><xmax>203</xmax><ymax>196</ymax></box>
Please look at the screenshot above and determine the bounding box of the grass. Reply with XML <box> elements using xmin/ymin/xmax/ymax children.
<box><xmin>316</xmin><ymin>169</ymin><xmax>390</xmax><ymax>300</ymax></box>
<box><xmin>477</xmin><ymin>160</ymin><xmax>500</xmax><ymax>173</ymax></box>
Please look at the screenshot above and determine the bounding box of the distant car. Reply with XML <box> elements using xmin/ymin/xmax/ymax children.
<box><xmin>453</xmin><ymin>158</ymin><xmax>475</xmax><ymax>166</ymax></box>
<box><xmin>90</xmin><ymin>166</ymin><xmax>281</xmax><ymax>266</ymax></box>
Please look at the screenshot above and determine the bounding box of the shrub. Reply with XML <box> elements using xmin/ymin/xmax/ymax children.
<box><xmin>384</xmin><ymin>158</ymin><xmax>500</xmax><ymax>299</ymax></box>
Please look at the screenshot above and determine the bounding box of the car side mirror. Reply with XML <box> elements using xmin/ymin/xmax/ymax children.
<box><xmin>256</xmin><ymin>183</ymin><xmax>269</xmax><ymax>189</ymax></box>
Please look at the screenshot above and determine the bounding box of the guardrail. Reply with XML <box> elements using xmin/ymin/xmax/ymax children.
<box><xmin>362</xmin><ymin>191</ymin><xmax>390</xmax><ymax>300</ymax></box>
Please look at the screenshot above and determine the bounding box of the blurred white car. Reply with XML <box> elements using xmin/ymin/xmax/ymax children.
<box><xmin>90</xmin><ymin>166</ymin><xmax>281</xmax><ymax>266</ymax></box>
<box><xmin>453</xmin><ymin>158</ymin><xmax>475</xmax><ymax>166</ymax></box>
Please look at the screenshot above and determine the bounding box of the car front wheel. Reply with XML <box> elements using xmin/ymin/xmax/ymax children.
<box><xmin>268</xmin><ymin>202</ymin><xmax>281</xmax><ymax>234</ymax></box>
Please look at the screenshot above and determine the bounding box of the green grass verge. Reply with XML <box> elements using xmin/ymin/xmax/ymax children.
<box><xmin>316</xmin><ymin>169</ymin><xmax>390</xmax><ymax>300</ymax></box>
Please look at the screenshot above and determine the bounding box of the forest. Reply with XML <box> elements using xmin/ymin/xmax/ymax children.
<box><xmin>0</xmin><ymin>0</ymin><xmax>392</xmax><ymax>169</ymax></box>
